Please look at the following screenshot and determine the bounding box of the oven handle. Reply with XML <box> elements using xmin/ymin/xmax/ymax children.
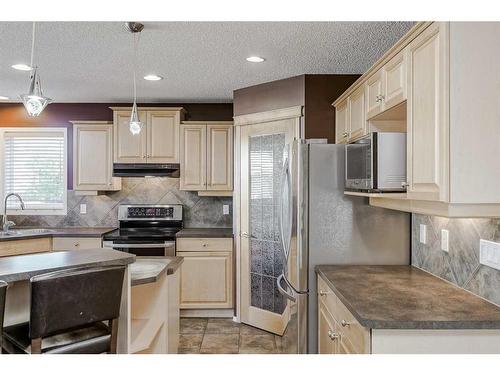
<box><xmin>102</xmin><ymin>241</ymin><xmax>175</xmax><ymax>249</ymax></box>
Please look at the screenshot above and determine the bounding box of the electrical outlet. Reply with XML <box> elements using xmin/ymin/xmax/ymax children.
<box><xmin>223</xmin><ymin>204</ymin><xmax>230</xmax><ymax>215</ymax></box>
<box><xmin>441</xmin><ymin>229</ymin><xmax>449</xmax><ymax>252</ymax></box>
<box><xmin>80</xmin><ymin>204</ymin><xmax>87</xmax><ymax>214</ymax></box>
<box><xmin>419</xmin><ymin>224</ymin><xmax>427</xmax><ymax>244</ymax></box>
<box><xmin>480</xmin><ymin>239</ymin><xmax>500</xmax><ymax>271</ymax></box>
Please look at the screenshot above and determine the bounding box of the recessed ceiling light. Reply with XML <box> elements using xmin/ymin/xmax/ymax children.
<box><xmin>0</xmin><ymin>96</ymin><xmax>9</xmax><ymax>100</ymax></box>
<box><xmin>12</xmin><ymin>64</ymin><xmax>33</xmax><ymax>71</ymax></box>
<box><xmin>143</xmin><ymin>74</ymin><xmax>163</xmax><ymax>81</ymax></box>
<box><xmin>246</xmin><ymin>56</ymin><xmax>265</xmax><ymax>63</ymax></box>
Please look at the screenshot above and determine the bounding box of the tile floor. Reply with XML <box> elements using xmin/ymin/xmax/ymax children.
<box><xmin>179</xmin><ymin>318</ymin><xmax>283</xmax><ymax>354</ymax></box>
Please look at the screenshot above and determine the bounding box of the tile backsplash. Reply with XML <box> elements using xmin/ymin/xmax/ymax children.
<box><xmin>412</xmin><ymin>214</ymin><xmax>500</xmax><ymax>306</ymax></box>
<box><xmin>9</xmin><ymin>177</ymin><xmax>232</xmax><ymax>229</ymax></box>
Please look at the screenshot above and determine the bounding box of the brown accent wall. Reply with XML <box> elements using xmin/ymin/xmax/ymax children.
<box><xmin>0</xmin><ymin>102</ymin><xmax>233</xmax><ymax>189</ymax></box>
<box><xmin>233</xmin><ymin>74</ymin><xmax>359</xmax><ymax>143</ymax></box>
<box><xmin>304</xmin><ymin>75</ymin><xmax>359</xmax><ymax>143</ymax></box>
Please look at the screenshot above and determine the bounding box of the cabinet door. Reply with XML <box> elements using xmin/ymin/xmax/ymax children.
<box><xmin>335</xmin><ymin>100</ymin><xmax>349</xmax><ymax>144</ymax></box>
<box><xmin>114</xmin><ymin>111</ymin><xmax>147</xmax><ymax>163</ymax></box>
<box><xmin>147</xmin><ymin>110</ymin><xmax>180</xmax><ymax>163</ymax></box>
<box><xmin>74</xmin><ymin>123</ymin><xmax>118</xmax><ymax>191</ymax></box>
<box><xmin>318</xmin><ymin>302</ymin><xmax>339</xmax><ymax>354</ymax></box>
<box><xmin>207</xmin><ymin>124</ymin><xmax>233</xmax><ymax>191</ymax></box>
<box><xmin>180</xmin><ymin>124</ymin><xmax>207</xmax><ymax>191</ymax></box>
<box><xmin>178</xmin><ymin>251</ymin><xmax>233</xmax><ymax>309</ymax></box>
<box><xmin>384</xmin><ymin>49</ymin><xmax>407</xmax><ymax>110</ymax></box>
<box><xmin>348</xmin><ymin>86</ymin><xmax>366</xmax><ymax>141</ymax></box>
<box><xmin>365</xmin><ymin>68</ymin><xmax>384</xmax><ymax>119</ymax></box>
<box><xmin>407</xmin><ymin>22</ymin><xmax>449</xmax><ymax>201</ymax></box>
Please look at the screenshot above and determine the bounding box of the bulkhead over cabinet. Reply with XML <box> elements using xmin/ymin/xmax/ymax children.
<box><xmin>112</xmin><ymin>107</ymin><xmax>184</xmax><ymax>164</ymax></box>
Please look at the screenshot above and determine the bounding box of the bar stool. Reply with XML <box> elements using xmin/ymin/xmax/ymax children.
<box><xmin>0</xmin><ymin>280</ymin><xmax>7</xmax><ymax>351</ymax></box>
<box><xmin>2</xmin><ymin>266</ymin><xmax>125</xmax><ymax>354</ymax></box>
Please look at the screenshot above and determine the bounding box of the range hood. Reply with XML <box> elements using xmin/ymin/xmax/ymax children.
<box><xmin>113</xmin><ymin>163</ymin><xmax>180</xmax><ymax>178</ymax></box>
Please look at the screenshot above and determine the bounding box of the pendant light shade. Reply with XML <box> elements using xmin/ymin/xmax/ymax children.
<box><xmin>20</xmin><ymin>68</ymin><xmax>51</xmax><ymax>117</ymax></box>
<box><xmin>129</xmin><ymin>102</ymin><xmax>142</xmax><ymax>135</ymax></box>
<box><xmin>127</xmin><ymin>22</ymin><xmax>143</xmax><ymax>135</ymax></box>
<box><xmin>20</xmin><ymin>22</ymin><xmax>51</xmax><ymax>117</ymax></box>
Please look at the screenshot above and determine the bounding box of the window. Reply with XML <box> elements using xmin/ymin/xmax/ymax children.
<box><xmin>1</xmin><ymin>128</ymin><xmax>67</xmax><ymax>215</ymax></box>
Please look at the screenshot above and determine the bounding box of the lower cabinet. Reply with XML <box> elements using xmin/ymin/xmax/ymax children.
<box><xmin>0</xmin><ymin>237</ymin><xmax>52</xmax><ymax>257</ymax></box>
<box><xmin>52</xmin><ymin>237</ymin><xmax>103</xmax><ymax>251</ymax></box>
<box><xmin>176</xmin><ymin>237</ymin><xmax>233</xmax><ymax>309</ymax></box>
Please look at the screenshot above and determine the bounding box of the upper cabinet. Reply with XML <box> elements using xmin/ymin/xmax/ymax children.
<box><xmin>180</xmin><ymin>121</ymin><xmax>233</xmax><ymax>195</ymax></box>
<box><xmin>334</xmin><ymin>22</ymin><xmax>500</xmax><ymax>217</ymax></box>
<box><xmin>111</xmin><ymin>107</ymin><xmax>184</xmax><ymax>164</ymax></box>
<box><xmin>406</xmin><ymin>22</ymin><xmax>448</xmax><ymax>202</ymax></box>
<box><xmin>72</xmin><ymin>121</ymin><xmax>121</xmax><ymax>193</ymax></box>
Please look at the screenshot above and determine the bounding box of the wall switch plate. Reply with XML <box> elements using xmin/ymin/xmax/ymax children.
<box><xmin>80</xmin><ymin>204</ymin><xmax>87</xmax><ymax>214</ymax></box>
<box><xmin>223</xmin><ymin>204</ymin><xmax>230</xmax><ymax>215</ymax></box>
<box><xmin>419</xmin><ymin>224</ymin><xmax>427</xmax><ymax>244</ymax></box>
<box><xmin>480</xmin><ymin>239</ymin><xmax>500</xmax><ymax>271</ymax></box>
<box><xmin>441</xmin><ymin>229</ymin><xmax>449</xmax><ymax>252</ymax></box>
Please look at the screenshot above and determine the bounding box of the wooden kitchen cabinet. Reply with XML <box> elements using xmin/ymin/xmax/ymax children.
<box><xmin>176</xmin><ymin>237</ymin><xmax>233</xmax><ymax>309</ymax></box>
<box><xmin>383</xmin><ymin>49</ymin><xmax>407</xmax><ymax>110</ymax></box>
<box><xmin>52</xmin><ymin>237</ymin><xmax>103</xmax><ymax>251</ymax></box>
<box><xmin>180</xmin><ymin>121</ymin><xmax>233</xmax><ymax>195</ymax></box>
<box><xmin>334</xmin><ymin>100</ymin><xmax>349</xmax><ymax>144</ymax></box>
<box><xmin>180</xmin><ymin>124</ymin><xmax>206</xmax><ymax>191</ymax></box>
<box><xmin>72</xmin><ymin>121</ymin><xmax>121</xmax><ymax>193</ymax></box>
<box><xmin>318</xmin><ymin>300</ymin><xmax>339</xmax><ymax>354</ymax></box>
<box><xmin>406</xmin><ymin>22</ymin><xmax>449</xmax><ymax>202</ymax></box>
<box><xmin>365</xmin><ymin>68</ymin><xmax>384</xmax><ymax>119</ymax></box>
<box><xmin>348</xmin><ymin>86</ymin><xmax>366</xmax><ymax>141</ymax></box>
<box><xmin>112</xmin><ymin>107</ymin><xmax>184</xmax><ymax>164</ymax></box>
<box><xmin>0</xmin><ymin>237</ymin><xmax>52</xmax><ymax>257</ymax></box>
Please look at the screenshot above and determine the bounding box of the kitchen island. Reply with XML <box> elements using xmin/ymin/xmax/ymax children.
<box><xmin>0</xmin><ymin>249</ymin><xmax>134</xmax><ymax>353</ymax></box>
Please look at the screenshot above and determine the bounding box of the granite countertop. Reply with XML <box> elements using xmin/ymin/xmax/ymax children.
<box><xmin>0</xmin><ymin>248</ymin><xmax>135</xmax><ymax>283</ymax></box>
<box><xmin>0</xmin><ymin>227</ymin><xmax>115</xmax><ymax>242</ymax></box>
<box><xmin>315</xmin><ymin>265</ymin><xmax>500</xmax><ymax>330</ymax></box>
<box><xmin>176</xmin><ymin>228</ymin><xmax>233</xmax><ymax>238</ymax></box>
<box><xmin>131</xmin><ymin>256</ymin><xmax>184</xmax><ymax>287</ymax></box>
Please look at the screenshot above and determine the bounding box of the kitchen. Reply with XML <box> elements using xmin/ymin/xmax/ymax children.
<box><xmin>1</xmin><ymin>8</ymin><xmax>500</xmax><ymax>368</ymax></box>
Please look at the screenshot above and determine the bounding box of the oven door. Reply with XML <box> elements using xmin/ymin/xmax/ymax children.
<box><xmin>102</xmin><ymin>241</ymin><xmax>176</xmax><ymax>257</ymax></box>
<box><xmin>345</xmin><ymin>134</ymin><xmax>373</xmax><ymax>191</ymax></box>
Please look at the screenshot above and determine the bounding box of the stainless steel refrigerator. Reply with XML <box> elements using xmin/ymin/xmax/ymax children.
<box><xmin>276</xmin><ymin>139</ymin><xmax>410</xmax><ymax>354</ymax></box>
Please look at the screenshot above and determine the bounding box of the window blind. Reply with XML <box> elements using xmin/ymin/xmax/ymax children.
<box><xmin>3</xmin><ymin>131</ymin><xmax>66</xmax><ymax>210</ymax></box>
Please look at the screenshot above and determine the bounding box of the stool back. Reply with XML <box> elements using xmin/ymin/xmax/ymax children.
<box><xmin>0</xmin><ymin>280</ymin><xmax>7</xmax><ymax>348</ymax></box>
<box><xmin>29</xmin><ymin>266</ymin><xmax>125</xmax><ymax>339</ymax></box>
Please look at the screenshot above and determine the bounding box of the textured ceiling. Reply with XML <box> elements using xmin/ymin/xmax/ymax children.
<box><xmin>0</xmin><ymin>22</ymin><xmax>414</xmax><ymax>103</ymax></box>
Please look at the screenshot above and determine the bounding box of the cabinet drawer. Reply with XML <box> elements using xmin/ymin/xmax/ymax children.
<box><xmin>317</xmin><ymin>274</ymin><xmax>371</xmax><ymax>354</ymax></box>
<box><xmin>52</xmin><ymin>237</ymin><xmax>102</xmax><ymax>251</ymax></box>
<box><xmin>176</xmin><ymin>237</ymin><xmax>232</xmax><ymax>252</ymax></box>
<box><xmin>0</xmin><ymin>237</ymin><xmax>52</xmax><ymax>257</ymax></box>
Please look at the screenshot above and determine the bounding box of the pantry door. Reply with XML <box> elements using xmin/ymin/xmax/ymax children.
<box><xmin>239</xmin><ymin>113</ymin><xmax>299</xmax><ymax>335</ymax></box>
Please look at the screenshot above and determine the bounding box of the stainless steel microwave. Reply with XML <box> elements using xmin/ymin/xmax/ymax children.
<box><xmin>345</xmin><ymin>132</ymin><xmax>407</xmax><ymax>192</ymax></box>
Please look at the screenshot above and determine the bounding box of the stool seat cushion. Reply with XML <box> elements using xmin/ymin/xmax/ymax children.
<box><xmin>3</xmin><ymin>321</ymin><xmax>111</xmax><ymax>354</ymax></box>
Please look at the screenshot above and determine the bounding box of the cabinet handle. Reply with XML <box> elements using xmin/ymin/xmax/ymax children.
<box><xmin>327</xmin><ymin>330</ymin><xmax>340</xmax><ymax>341</ymax></box>
<box><xmin>75</xmin><ymin>243</ymin><xmax>80</xmax><ymax>247</ymax></box>
<box><xmin>142</xmin><ymin>155</ymin><xmax>146</xmax><ymax>159</ymax></box>
<box><xmin>319</xmin><ymin>290</ymin><xmax>327</xmax><ymax>296</ymax></box>
<box><xmin>401</xmin><ymin>182</ymin><xmax>409</xmax><ymax>188</ymax></box>
<box><xmin>342</xmin><ymin>132</ymin><xmax>348</xmax><ymax>138</ymax></box>
<box><xmin>241</xmin><ymin>232</ymin><xmax>249</xmax><ymax>238</ymax></box>
<box><xmin>202</xmin><ymin>243</ymin><xmax>207</xmax><ymax>247</ymax></box>
<box><xmin>341</xmin><ymin>319</ymin><xmax>350</xmax><ymax>327</ymax></box>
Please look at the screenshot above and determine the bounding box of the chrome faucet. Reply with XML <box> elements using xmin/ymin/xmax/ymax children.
<box><xmin>2</xmin><ymin>193</ymin><xmax>25</xmax><ymax>233</ymax></box>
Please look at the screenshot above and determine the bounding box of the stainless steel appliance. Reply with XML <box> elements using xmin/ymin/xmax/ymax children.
<box><xmin>102</xmin><ymin>204</ymin><xmax>182</xmax><ymax>256</ymax></box>
<box><xmin>345</xmin><ymin>132</ymin><xmax>406</xmax><ymax>192</ymax></box>
<box><xmin>113</xmin><ymin>163</ymin><xmax>180</xmax><ymax>177</ymax></box>
<box><xmin>276</xmin><ymin>140</ymin><xmax>410</xmax><ymax>353</ymax></box>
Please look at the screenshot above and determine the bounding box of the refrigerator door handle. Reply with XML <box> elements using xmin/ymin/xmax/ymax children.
<box><xmin>279</xmin><ymin>149</ymin><xmax>293</xmax><ymax>262</ymax></box>
<box><xmin>277</xmin><ymin>273</ymin><xmax>296</xmax><ymax>302</ymax></box>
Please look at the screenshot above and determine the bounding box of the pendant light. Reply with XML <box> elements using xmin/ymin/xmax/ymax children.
<box><xmin>20</xmin><ymin>22</ymin><xmax>52</xmax><ymax>117</ymax></box>
<box><xmin>126</xmin><ymin>22</ymin><xmax>144</xmax><ymax>135</ymax></box>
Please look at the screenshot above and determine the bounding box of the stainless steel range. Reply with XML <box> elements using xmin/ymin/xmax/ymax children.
<box><xmin>103</xmin><ymin>204</ymin><xmax>182</xmax><ymax>257</ymax></box>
